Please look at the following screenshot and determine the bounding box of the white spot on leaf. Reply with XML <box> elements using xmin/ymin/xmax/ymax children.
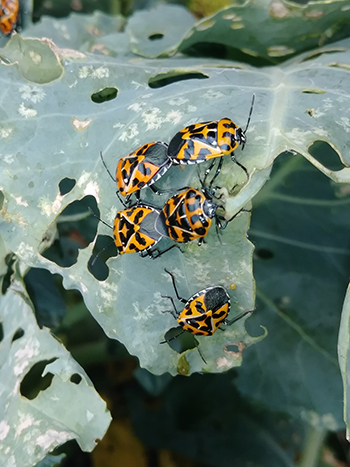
<box><xmin>169</xmin><ymin>97</ymin><xmax>189</xmax><ymax>106</ymax></box>
<box><xmin>0</xmin><ymin>128</ymin><xmax>13</xmax><ymax>138</ymax></box>
<box><xmin>119</xmin><ymin>123</ymin><xmax>139</xmax><ymax>141</ymax></box>
<box><xmin>18</xmin><ymin>103</ymin><xmax>37</xmax><ymax>119</ymax></box>
<box><xmin>0</xmin><ymin>420</ymin><xmax>10</xmax><ymax>440</ymax></box>
<box><xmin>36</xmin><ymin>429</ymin><xmax>71</xmax><ymax>450</ymax></box>
<box><xmin>19</xmin><ymin>85</ymin><xmax>46</xmax><ymax>103</ymax></box>
<box><xmin>142</xmin><ymin>108</ymin><xmax>162</xmax><ymax>131</ymax></box>
<box><xmin>91</xmin><ymin>67</ymin><xmax>110</xmax><ymax>79</ymax></box>
<box><xmin>3</xmin><ymin>154</ymin><xmax>14</xmax><ymax>164</ymax></box>
<box><xmin>29</xmin><ymin>51</ymin><xmax>42</xmax><ymax>65</ymax></box>
<box><xmin>14</xmin><ymin>196</ymin><xmax>28</xmax><ymax>207</ymax></box>
<box><xmin>72</xmin><ymin>118</ymin><xmax>92</xmax><ymax>130</ymax></box>
<box><xmin>17</xmin><ymin>243</ymin><xmax>35</xmax><ymax>262</ymax></box>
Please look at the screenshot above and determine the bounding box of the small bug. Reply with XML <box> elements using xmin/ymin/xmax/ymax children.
<box><xmin>167</xmin><ymin>95</ymin><xmax>255</xmax><ymax>183</ymax></box>
<box><xmin>100</xmin><ymin>141</ymin><xmax>172</xmax><ymax>206</ymax></box>
<box><xmin>161</xmin><ymin>269</ymin><xmax>251</xmax><ymax>339</ymax></box>
<box><xmin>89</xmin><ymin>204</ymin><xmax>176</xmax><ymax>260</ymax></box>
<box><xmin>113</xmin><ymin>203</ymin><xmax>169</xmax><ymax>258</ymax></box>
<box><xmin>0</xmin><ymin>0</ymin><xmax>19</xmax><ymax>36</ymax></box>
<box><xmin>159</xmin><ymin>187</ymin><xmax>219</xmax><ymax>244</ymax></box>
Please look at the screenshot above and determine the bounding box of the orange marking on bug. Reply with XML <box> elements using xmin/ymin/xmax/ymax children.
<box><xmin>0</xmin><ymin>0</ymin><xmax>19</xmax><ymax>35</ymax></box>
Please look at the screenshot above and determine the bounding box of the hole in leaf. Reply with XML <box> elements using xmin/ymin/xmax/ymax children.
<box><xmin>91</xmin><ymin>87</ymin><xmax>118</xmax><ymax>104</ymax></box>
<box><xmin>59</xmin><ymin>177</ymin><xmax>76</xmax><ymax>196</ymax></box>
<box><xmin>41</xmin><ymin>195</ymin><xmax>99</xmax><ymax>268</ymax></box>
<box><xmin>24</xmin><ymin>268</ymin><xmax>66</xmax><ymax>328</ymax></box>
<box><xmin>308</xmin><ymin>140</ymin><xmax>344</xmax><ymax>171</ymax></box>
<box><xmin>255</xmin><ymin>248</ymin><xmax>274</xmax><ymax>260</ymax></box>
<box><xmin>88</xmin><ymin>234</ymin><xmax>118</xmax><ymax>282</ymax></box>
<box><xmin>12</xmin><ymin>328</ymin><xmax>25</xmax><ymax>342</ymax></box>
<box><xmin>70</xmin><ymin>373</ymin><xmax>82</xmax><ymax>384</ymax></box>
<box><xmin>0</xmin><ymin>322</ymin><xmax>3</xmax><ymax>342</ymax></box>
<box><xmin>20</xmin><ymin>358</ymin><xmax>57</xmax><ymax>400</ymax></box>
<box><xmin>149</xmin><ymin>70</ymin><xmax>209</xmax><ymax>89</ymax></box>
<box><xmin>1</xmin><ymin>253</ymin><xmax>16</xmax><ymax>295</ymax></box>
<box><xmin>225</xmin><ymin>343</ymin><xmax>239</xmax><ymax>352</ymax></box>
<box><xmin>148</xmin><ymin>33</ymin><xmax>164</xmax><ymax>41</ymax></box>
<box><xmin>163</xmin><ymin>327</ymin><xmax>198</xmax><ymax>354</ymax></box>
<box><xmin>301</xmin><ymin>89</ymin><xmax>326</xmax><ymax>94</ymax></box>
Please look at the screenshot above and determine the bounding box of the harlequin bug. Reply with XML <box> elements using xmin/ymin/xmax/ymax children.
<box><xmin>113</xmin><ymin>203</ymin><xmax>172</xmax><ymax>257</ymax></box>
<box><xmin>0</xmin><ymin>0</ymin><xmax>19</xmax><ymax>36</ymax></box>
<box><xmin>100</xmin><ymin>141</ymin><xmax>172</xmax><ymax>206</ymax></box>
<box><xmin>161</xmin><ymin>268</ymin><xmax>252</xmax><ymax>339</ymax></box>
<box><xmin>167</xmin><ymin>95</ymin><xmax>255</xmax><ymax>182</ymax></box>
<box><xmin>159</xmin><ymin>187</ymin><xmax>219</xmax><ymax>244</ymax></box>
<box><xmin>89</xmin><ymin>204</ymin><xmax>176</xmax><ymax>260</ymax></box>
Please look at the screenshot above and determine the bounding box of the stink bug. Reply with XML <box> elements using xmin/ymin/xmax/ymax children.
<box><xmin>161</xmin><ymin>269</ymin><xmax>251</xmax><ymax>338</ymax></box>
<box><xmin>113</xmin><ymin>203</ymin><xmax>169</xmax><ymax>257</ymax></box>
<box><xmin>100</xmin><ymin>141</ymin><xmax>172</xmax><ymax>206</ymax></box>
<box><xmin>0</xmin><ymin>0</ymin><xmax>19</xmax><ymax>35</ymax></box>
<box><xmin>167</xmin><ymin>95</ymin><xmax>255</xmax><ymax>182</ymax></box>
<box><xmin>89</xmin><ymin>204</ymin><xmax>176</xmax><ymax>260</ymax></box>
<box><xmin>159</xmin><ymin>187</ymin><xmax>218</xmax><ymax>244</ymax></box>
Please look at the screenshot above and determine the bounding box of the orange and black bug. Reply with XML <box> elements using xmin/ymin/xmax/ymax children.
<box><xmin>0</xmin><ymin>0</ymin><xmax>19</xmax><ymax>36</ymax></box>
<box><xmin>113</xmin><ymin>203</ymin><xmax>176</xmax><ymax>258</ymax></box>
<box><xmin>161</xmin><ymin>269</ymin><xmax>252</xmax><ymax>338</ymax></box>
<box><xmin>100</xmin><ymin>141</ymin><xmax>172</xmax><ymax>206</ymax></box>
<box><xmin>89</xmin><ymin>204</ymin><xmax>176</xmax><ymax>260</ymax></box>
<box><xmin>160</xmin><ymin>184</ymin><xmax>246</xmax><ymax>244</ymax></box>
<box><xmin>159</xmin><ymin>187</ymin><xmax>219</xmax><ymax>244</ymax></box>
<box><xmin>167</xmin><ymin>95</ymin><xmax>255</xmax><ymax>183</ymax></box>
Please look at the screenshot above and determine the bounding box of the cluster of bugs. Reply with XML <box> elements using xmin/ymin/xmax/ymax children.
<box><xmin>93</xmin><ymin>95</ymin><xmax>255</xmax><ymax>362</ymax></box>
<box><xmin>0</xmin><ymin>0</ymin><xmax>19</xmax><ymax>36</ymax></box>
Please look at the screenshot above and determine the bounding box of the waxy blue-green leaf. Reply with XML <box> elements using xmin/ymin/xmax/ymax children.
<box><xmin>125</xmin><ymin>1</ymin><xmax>350</xmax><ymax>61</ymax></box>
<box><xmin>0</xmin><ymin>283</ymin><xmax>111</xmax><ymax>467</ymax></box>
<box><xmin>338</xmin><ymin>282</ymin><xmax>350</xmax><ymax>438</ymax></box>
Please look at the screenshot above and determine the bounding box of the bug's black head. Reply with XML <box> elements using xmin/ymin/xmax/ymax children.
<box><xmin>203</xmin><ymin>199</ymin><xmax>218</xmax><ymax>219</ymax></box>
<box><xmin>236</xmin><ymin>127</ymin><xmax>246</xmax><ymax>149</ymax></box>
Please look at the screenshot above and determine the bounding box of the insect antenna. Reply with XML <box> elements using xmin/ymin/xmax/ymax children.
<box><xmin>160</xmin><ymin>331</ymin><xmax>207</xmax><ymax>364</ymax></box>
<box><xmin>88</xmin><ymin>207</ymin><xmax>113</xmax><ymax>230</ymax></box>
<box><xmin>90</xmin><ymin>239</ymin><xmax>117</xmax><ymax>267</ymax></box>
<box><xmin>99</xmin><ymin>151</ymin><xmax>116</xmax><ymax>182</ymax></box>
<box><xmin>241</xmin><ymin>94</ymin><xmax>255</xmax><ymax>150</ymax></box>
<box><xmin>225</xmin><ymin>309</ymin><xmax>254</xmax><ymax>326</ymax></box>
<box><xmin>87</xmin><ymin>207</ymin><xmax>116</xmax><ymax>267</ymax></box>
<box><xmin>160</xmin><ymin>329</ymin><xmax>185</xmax><ymax>344</ymax></box>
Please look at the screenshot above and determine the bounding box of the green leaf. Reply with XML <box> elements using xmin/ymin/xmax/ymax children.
<box><xmin>128</xmin><ymin>372</ymin><xmax>307</xmax><ymax>467</ymax></box>
<box><xmin>126</xmin><ymin>5</ymin><xmax>196</xmax><ymax>58</ymax></box>
<box><xmin>236</xmin><ymin>152</ymin><xmax>350</xmax><ymax>429</ymax></box>
<box><xmin>125</xmin><ymin>2</ymin><xmax>350</xmax><ymax>61</ymax></box>
<box><xmin>1</xmin><ymin>34</ymin><xmax>63</xmax><ymax>83</ymax></box>
<box><xmin>22</xmin><ymin>11</ymin><xmax>125</xmax><ymax>52</ymax></box>
<box><xmin>0</xmin><ymin>283</ymin><xmax>111</xmax><ymax>466</ymax></box>
<box><xmin>338</xmin><ymin>281</ymin><xmax>350</xmax><ymax>438</ymax></box>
